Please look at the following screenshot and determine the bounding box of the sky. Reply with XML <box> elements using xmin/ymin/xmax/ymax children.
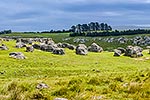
<box><xmin>0</xmin><ymin>0</ymin><xmax>150</xmax><ymax>31</ymax></box>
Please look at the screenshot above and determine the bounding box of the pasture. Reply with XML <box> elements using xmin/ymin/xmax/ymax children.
<box><xmin>0</xmin><ymin>33</ymin><xmax>150</xmax><ymax>99</ymax></box>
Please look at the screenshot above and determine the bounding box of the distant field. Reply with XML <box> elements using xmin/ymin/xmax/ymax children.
<box><xmin>0</xmin><ymin>40</ymin><xmax>150</xmax><ymax>99</ymax></box>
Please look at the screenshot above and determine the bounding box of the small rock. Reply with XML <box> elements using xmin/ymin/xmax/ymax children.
<box><xmin>26</xmin><ymin>46</ymin><xmax>34</xmax><ymax>52</ymax></box>
<box><xmin>54</xmin><ymin>98</ymin><xmax>68</xmax><ymax>100</ymax></box>
<box><xmin>0</xmin><ymin>44</ymin><xmax>9</xmax><ymax>50</ymax></box>
<box><xmin>36</xmin><ymin>83</ymin><xmax>49</xmax><ymax>89</ymax></box>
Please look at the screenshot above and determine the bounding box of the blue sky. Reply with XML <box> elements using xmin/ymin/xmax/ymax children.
<box><xmin>0</xmin><ymin>0</ymin><xmax>150</xmax><ymax>31</ymax></box>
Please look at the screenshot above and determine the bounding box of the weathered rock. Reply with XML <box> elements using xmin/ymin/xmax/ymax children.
<box><xmin>117</xmin><ymin>37</ymin><xmax>128</xmax><ymax>44</ymax></box>
<box><xmin>146</xmin><ymin>46</ymin><xmax>150</xmax><ymax>54</ymax></box>
<box><xmin>53</xmin><ymin>48</ymin><xmax>65</xmax><ymax>55</ymax></box>
<box><xmin>117</xmin><ymin>47</ymin><xmax>126</xmax><ymax>54</ymax></box>
<box><xmin>124</xmin><ymin>46</ymin><xmax>143</xmax><ymax>58</ymax></box>
<box><xmin>9</xmin><ymin>52</ymin><xmax>26</xmax><ymax>59</ymax></box>
<box><xmin>40</xmin><ymin>44</ymin><xmax>57</xmax><ymax>52</ymax></box>
<box><xmin>16</xmin><ymin>38</ymin><xmax>21</xmax><ymax>43</ymax></box>
<box><xmin>67</xmin><ymin>44</ymin><xmax>76</xmax><ymax>50</ymax></box>
<box><xmin>76</xmin><ymin>44</ymin><xmax>88</xmax><ymax>55</ymax></box>
<box><xmin>114</xmin><ymin>49</ymin><xmax>122</xmax><ymax>56</ymax></box>
<box><xmin>0</xmin><ymin>44</ymin><xmax>8</xmax><ymax>50</ymax></box>
<box><xmin>57</xmin><ymin>43</ymin><xmax>76</xmax><ymax>50</ymax></box>
<box><xmin>36</xmin><ymin>83</ymin><xmax>48</xmax><ymax>89</ymax></box>
<box><xmin>45</xmin><ymin>38</ymin><xmax>55</xmax><ymax>45</ymax></box>
<box><xmin>88</xmin><ymin>43</ymin><xmax>103</xmax><ymax>52</ymax></box>
<box><xmin>32</xmin><ymin>44</ymin><xmax>41</xmax><ymax>49</ymax></box>
<box><xmin>57</xmin><ymin>43</ymin><xmax>63</xmax><ymax>48</ymax></box>
<box><xmin>78</xmin><ymin>44</ymin><xmax>87</xmax><ymax>49</ymax></box>
<box><xmin>26</xmin><ymin>46</ymin><xmax>34</xmax><ymax>52</ymax></box>
<box><xmin>54</xmin><ymin>98</ymin><xmax>68</xmax><ymax>100</ymax></box>
<box><xmin>16</xmin><ymin>42</ymin><xmax>26</xmax><ymax>48</ymax></box>
<box><xmin>16</xmin><ymin>38</ymin><xmax>33</xmax><ymax>44</ymax></box>
<box><xmin>62</xmin><ymin>43</ymin><xmax>69</xmax><ymax>48</ymax></box>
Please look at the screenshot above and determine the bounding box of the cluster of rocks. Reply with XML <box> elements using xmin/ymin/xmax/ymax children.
<box><xmin>76</xmin><ymin>43</ymin><xmax>103</xmax><ymax>55</ymax></box>
<box><xmin>73</xmin><ymin>38</ymin><xmax>89</xmax><ymax>43</ymax></box>
<box><xmin>0</xmin><ymin>38</ymin><xmax>12</xmax><ymax>41</ymax></box>
<box><xmin>14</xmin><ymin>38</ymin><xmax>66</xmax><ymax>55</ymax></box>
<box><xmin>70</xmin><ymin>36</ymin><xmax>150</xmax><ymax>46</ymax></box>
<box><xmin>33</xmin><ymin>43</ymin><xmax>65</xmax><ymax>55</ymax></box>
<box><xmin>1</xmin><ymin>37</ymin><xmax>147</xmax><ymax>60</ymax></box>
<box><xmin>132</xmin><ymin>36</ymin><xmax>150</xmax><ymax>46</ymax></box>
<box><xmin>114</xmin><ymin>46</ymin><xmax>143</xmax><ymax>58</ymax></box>
<box><xmin>16</xmin><ymin>38</ymin><xmax>33</xmax><ymax>45</ymax></box>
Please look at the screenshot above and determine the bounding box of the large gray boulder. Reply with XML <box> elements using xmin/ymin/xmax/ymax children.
<box><xmin>40</xmin><ymin>44</ymin><xmax>57</xmax><ymax>52</ymax></box>
<box><xmin>26</xmin><ymin>46</ymin><xmax>34</xmax><ymax>52</ymax></box>
<box><xmin>52</xmin><ymin>48</ymin><xmax>65</xmax><ymax>55</ymax></box>
<box><xmin>16</xmin><ymin>42</ymin><xmax>26</xmax><ymax>48</ymax></box>
<box><xmin>124</xmin><ymin>46</ymin><xmax>143</xmax><ymax>58</ymax></box>
<box><xmin>88</xmin><ymin>43</ymin><xmax>103</xmax><ymax>52</ymax></box>
<box><xmin>16</xmin><ymin>38</ymin><xmax>32</xmax><ymax>44</ymax></box>
<box><xmin>0</xmin><ymin>44</ymin><xmax>8</xmax><ymax>50</ymax></box>
<box><xmin>76</xmin><ymin>44</ymin><xmax>88</xmax><ymax>55</ymax></box>
<box><xmin>57</xmin><ymin>43</ymin><xmax>76</xmax><ymax>50</ymax></box>
<box><xmin>9</xmin><ymin>52</ymin><xmax>26</xmax><ymax>59</ymax></box>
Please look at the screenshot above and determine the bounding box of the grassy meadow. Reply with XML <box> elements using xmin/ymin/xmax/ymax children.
<box><xmin>0</xmin><ymin>33</ymin><xmax>150</xmax><ymax>99</ymax></box>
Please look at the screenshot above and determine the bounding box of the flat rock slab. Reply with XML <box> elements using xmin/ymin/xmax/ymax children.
<box><xmin>9</xmin><ymin>52</ymin><xmax>26</xmax><ymax>59</ymax></box>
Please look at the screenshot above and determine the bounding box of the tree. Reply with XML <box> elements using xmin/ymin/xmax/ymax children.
<box><xmin>71</xmin><ymin>25</ymin><xmax>76</xmax><ymax>32</ymax></box>
<box><xmin>100</xmin><ymin>23</ymin><xmax>105</xmax><ymax>31</ymax></box>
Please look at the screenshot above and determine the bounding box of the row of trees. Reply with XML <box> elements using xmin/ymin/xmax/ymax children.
<box><xmin>0</xmin><ymin>30</ymin><xmax>12</xmax><ymax>34</ymax></box>
<box><xmin>70</xmin><ymin>29</ymin><xmax>150</xmax><ymax>37</ymax></box>
<box><xmin>70</xmin><ymin>22</ymin><xmax>112</xmax><ymax>33</ymax></box>
<box><xmin>40</xmin><ymin>29</ymin><xmax>70</xmax><ymax>33</ymax></box>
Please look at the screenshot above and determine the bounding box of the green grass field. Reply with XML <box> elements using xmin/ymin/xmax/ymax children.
<box><xmin>0</xmin><ymin>39</ymin><xmax>150</xmax><ymax>99</ymax></box>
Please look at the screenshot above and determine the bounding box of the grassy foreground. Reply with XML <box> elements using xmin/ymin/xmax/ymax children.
<box><xmin>0</xmin><ymin>40</ymin><xmax>150</xmax><ymax>99</ymax></box>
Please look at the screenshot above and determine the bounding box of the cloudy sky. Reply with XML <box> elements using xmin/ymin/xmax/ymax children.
<box><xmin>0</xmin><ymin>0</ymin><xmax>150</xmax><ymax>31</ymax></box>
